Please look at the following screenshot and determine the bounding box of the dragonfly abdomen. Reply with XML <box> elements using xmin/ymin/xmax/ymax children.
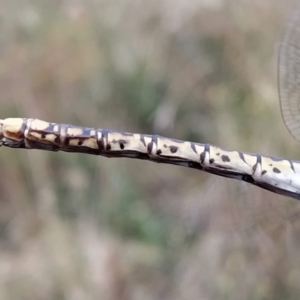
<box><xmin>1</xmin><ymin>117</ymin><xmax>300</xmax><ymax>200</ymax></box>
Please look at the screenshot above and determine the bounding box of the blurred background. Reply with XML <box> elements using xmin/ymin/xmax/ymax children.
<box><xmin>0</xmin><ymin>0</ymin><xmax>299</xmax><ymax>299</ymax></box>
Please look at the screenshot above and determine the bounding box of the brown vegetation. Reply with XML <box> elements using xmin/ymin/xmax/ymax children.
<box><xmin>0</xmin><ymin>0</ymin><xmax>299</xmax><ymax>299</ymax></box>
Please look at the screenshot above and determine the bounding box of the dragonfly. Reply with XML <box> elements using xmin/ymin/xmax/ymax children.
<box><xmin>0</xmin><ymin>5</ymin><xmax>299</xmax><ymax>202</ymax></box>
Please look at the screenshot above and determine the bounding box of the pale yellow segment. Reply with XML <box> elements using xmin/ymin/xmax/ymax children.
<box><xmin>155</xmin><ymin>138</ymin><xmax>202</xmax><ymax>162</ymax></box>
<box><xmin>29</xmin><ymin>131</ymin><xmax>58</xmax><ymax>143</ymax></box>
<box><xmin>106</xmin><ymin>132</ymin><xmax>133</xmax><ymax>142</ymax></box>
<box><xmin>67</xmin><ymin>127</ymin><xmax>84</xmax><ymax>136</ymax></box>
<box><xmin>256</xmin><ymin>157</ymin><xmax>300</xmax><ymax>192</ymax></box>
<box><xmin>127</xmin><ymin>133</ymin><xmax>148</xmax><ymax>152</ymax></box>
<box><xmin>241</xmin><ymin>153</ymin><xmax>258</xmax><ymax>169</ymax></box>
<box><xmin>3</xmin><ymin>118</ymin><xmax>24</xmax><ymax>141</ymax></box>
<box><xmin>82</xmin><ymin>130</ymin><xmax>98</xmax><ymax>149</ymax></box>
<box><xmin>30</xmin><ymin>119</ymin><xmax>50</xmax><ymax>131</ymax></box>
<box><xmin>209</xmin><ymin>146</ymin><xmax>255</xmax><ymax>174</ymax></box>
<box><xmin>260</xmin><ymin>157</ymin><xmax>292</xmax><ymax>173</ymax></box>
<box><xmin>68</xmin><ymin>139</ymin><xmax>81</xmax><ymax>147</ymax></box>
<box><xmin>66</xmin><ymin>128</ymin><xmax>98</xmax><ymax>149</ymax></box>
<box><xmin>68</xmin><ymin>137</ymin><xmax>99</xmax><ymax>149</ymax></box>
<box><xmin>106</xmin><ymin>132</ymin><xmax>147</xmax><ymax>152</ymax></box>
<box><xmin>81</xmin><ymin>137</ymin><xmax>98</xmax><ymax>149</ymax></box>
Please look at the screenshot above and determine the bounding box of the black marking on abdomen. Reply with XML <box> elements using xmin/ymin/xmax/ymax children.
<box><xmin>140</xmin><ymin>135</ymin><xmax>146</xmax><ymax>147</ymax></box>
<box><xmin>200</xmin><ymin>144</ymin><xmax>209</xmax><ymax>163</ymax></box>
<box><xmin>188</xmin><ymin>161</ymin><xmax>204</xmax><ymax>170</ymax></box>
<box><xmin>262</xmin><ymin>170</ymin><xmax>267</xmax><ymax>175</ymax></box>
<box><xmin>252</xmin><ymin>154</ymin><xmax>261</xmax><ymax>173</ymax></box>
<box><xmin>117</xmin><ymin>139</ymin><xmax>127</xmax><ymax>145</ymax></box>
<box><xmin>150</xmin><ymin>135</ymin><xmax>159</xmax><ymax>156</ymax></box>
<box><xmin>112</xmin><ymin>139</ymin><xmax>127</xmax><ymax>150</ymax></box>
<box><xmin>273</xmin><ymin>167</ymin><xmax>281</xmax><ymax>174</ymax></box>
<box><xmin>241</xmin><ymin>174</ymin><xmax>255</xmax><ymax>184</ymax></box>
<box><xmin>221</xmin><ymin>155</ymin><xmax>230</xmax><ymax>162</ymax></box>
<box><xmin>289</xmin><ymin>160</ymin><xmax>295</xmax><ymax>172</ymax></box>
<box><xmin>238</xmin><ymin>152</ymin><xmax>245</xmax><ymax>162</ymax></box>
<box><xmin>147</xmin><ymin>142</ymin><xmax>152</xmax><ymax>155</ymax></box>
<box><xmin>170</xmin><ymin>145</ymin><xmax>178</xmax><ymax>153</ymax></box>
<box><xmin>19</xmin><ymin>119</ymin><xmax>27</xmax><ymax>140</ymax></box>
<box><xmin>190</xmin><ymin>142</ymin><xmax>197</xmax><ymax>154</ymax></box>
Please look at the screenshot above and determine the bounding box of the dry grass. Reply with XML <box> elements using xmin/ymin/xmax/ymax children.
<box><xmin>0</xmin><ymin>0</ymin><xmax>299</xmax><ymax>299</ymax></box>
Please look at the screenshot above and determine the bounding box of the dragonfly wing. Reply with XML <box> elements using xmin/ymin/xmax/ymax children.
<box><xmin>279</xmin><ymin>4</ymin><xmax>300</xmax><ymax>142</ymax></box>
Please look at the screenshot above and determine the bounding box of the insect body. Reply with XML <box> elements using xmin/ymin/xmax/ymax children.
<box><xmin>1</xmin><ymin>118</ymin><xmax>300</xmax><ymax>200</ymax></box>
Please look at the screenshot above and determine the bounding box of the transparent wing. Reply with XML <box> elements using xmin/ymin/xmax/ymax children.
<box><xmin>279</xmin><ymin>4</ymin><xmax>300</xmax><ymax>142</ymax></box>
